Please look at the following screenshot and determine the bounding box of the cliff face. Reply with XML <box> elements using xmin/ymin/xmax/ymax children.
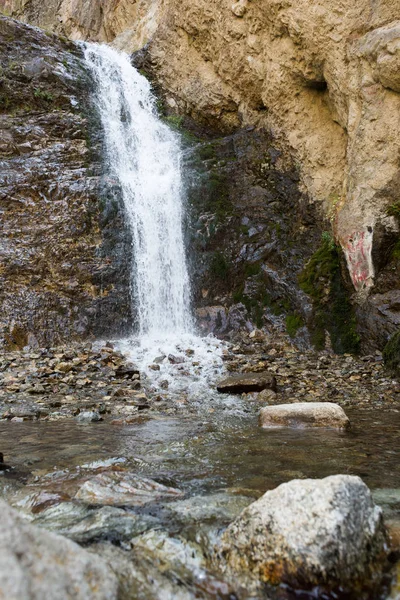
<box><xmin>0</xmin><ymin>17</ymin><xmax>132</xmax><ymax>349</ymax></box>
<box><xmin>4</xmin><ymin>0</ymin><xmax>400</xmax><ymax>349</ymax></box>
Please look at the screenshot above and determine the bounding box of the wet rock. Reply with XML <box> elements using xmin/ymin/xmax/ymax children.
<box><xmin>216</xmin><ymin>475</ymin><xmax>387</xmax><ymax>594</ymax></box>
<box><xmin>74</xmin><ymin>472</ymin><xmax>183</xmax><ymax>506</ymax></box>
<box><xmin>217</xmin><ymin>371</ymin><xmax>277</xmax><ymax>394</ymax></box>
<box><xmin>168</xmin><ymin>354</ymin><xmax>185</xmax><ymax>364</ymax></box>
<box><xmin>0</xmin><ymin>499</ymin><xmax>118</xmax><ymax>599</ymax></box>
<box><xmin>166</xmin><ymin>492</ymin><xmax>253</xmax><ymax>524</ymax></box>
<box><xmin>0</xmin><ymin>17</ymin><xmax>131</xmax><ymax>349</ymax></box>
<box><xmin>32</xmin><ymin>502</ymin><xmax>157</xmax><ymax>543</ymax></box>
<box><xmin>115</xmin><ymin>363</ymin><xmax>140</xmax><ymax>379</ymax></box>
<box><xmin>76</xmin><ymin>410</ymin><xmax>103</xmax><ymax>423</ymax></box>
<box><xmin>0</xmin><ymin>452</ymin><xmax>11</xmax><ymax>471</ymax></box>
<box><xmin>89</xmin><ymin>542</ymin><xmax>198</xmax><ymax>600</ymax></box>
<box><xmin>372</xmin><ymin>489</ymin><xmax>400</xmax><ymax>517</ymax></box>
<box><xmin>91</xmin><ymin>530</ymin><xmax>235</xmax><ymax>600</ymax></box>
<box><xmin>259</xmin><ymin>402</ymin><xmax>350</xmax><ymax>429</ymax></box>
<box><xmin>257</xmin><ymin>388</ymin><xmax>278</xmax><ymax>404</ymax></box>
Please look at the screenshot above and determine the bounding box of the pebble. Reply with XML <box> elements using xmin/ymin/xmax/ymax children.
<box><xmin>0</xmin><ymin>342</ymin><xmax>153</xmax><ymax>422</ymax></box>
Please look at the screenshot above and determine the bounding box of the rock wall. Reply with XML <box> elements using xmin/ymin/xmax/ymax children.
<box><xmin>0</xmin><ymin>17</ymin><xmax>132</xmax><ymax>349</ymax></box>
<box><xmin>3</xmin><ymin>1</ymin><xmax>400</xmax><ymax>349</ymax></box>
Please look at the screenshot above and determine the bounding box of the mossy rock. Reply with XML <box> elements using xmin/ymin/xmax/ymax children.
<box><xmin>299</xmin><ymin>233</ymin><xmax>360</xmax><ymax>354</ymax></box>
<box><xmin>383</xmin><ymin>331</ymin><xmax>400</xmax><ymax>376</ymax></box>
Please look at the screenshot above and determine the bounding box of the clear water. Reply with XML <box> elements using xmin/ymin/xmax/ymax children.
<box><xmin>3</xmin><ymin>408</ymin><xmax>400</xmax><ymax>495</ymax></box>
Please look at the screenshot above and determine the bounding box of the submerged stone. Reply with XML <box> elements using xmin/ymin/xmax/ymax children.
<box><xmin>166</xmin><ymin>492</ymin><xmax>253</xmax><ymax>524</ymax></box>
<box><xmin>32</xmin><ymin>502</ymin><xmax>157</xmax><ymax>543</ymax></box>
<box><xmin>259</xmin><ymin>402</ymin><xmax>350</xmax><ymax>429</ymax></box>
<box><xmin>74</xmin><ymin>472</ymin><xmax>183</xmax><ymax>506</ymax></box>
<box><xmin>215</xmin><ymin>475</ymin><xmax>388</xmax><ymax>595</ymax></box>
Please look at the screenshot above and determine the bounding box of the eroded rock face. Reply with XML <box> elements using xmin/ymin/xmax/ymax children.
<box><xmin>259</xmin><ymin>402</ymin><xmax>350</xmax><ymax>429</ymax></box>
<box><xmin>6</xmin><ymin>0</ymin><xmax>400</xmax><ymax>347</ymax></box>
<box><xmin>0</xmin><ymin>499</ymin><xmax>118</xmax><ymax>599</ymax></box>
<box><xmin>215</xmin><ymin>475</ymin><xmax>388</xmax><ymax>595</ymax></box>
<box><xmin>0</xmin><ymin>17</ymin><xmax>132</xmax><ymax>349</ymax></box>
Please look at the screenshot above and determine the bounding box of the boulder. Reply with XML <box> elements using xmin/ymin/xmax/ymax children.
<box><xmin>259</xmin><ymin>402</ymin><xmax>350</xmax><ymax>429</ymax></box>
<box><xmin>217</xmin><ymin>371</ymin><xmax>277</xmax><ymax>394</ymax></box>
<box><xmin>215</xmin><ymin>475</ymin><xmax>388</xmax><ymax>594</ymax></box>
<box><xmin>0</xmin><ymin>499</ymin><xmax>118</xmax><ymax>599</ymax></box>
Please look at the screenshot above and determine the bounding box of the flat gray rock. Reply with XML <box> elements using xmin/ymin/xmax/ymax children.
<box><xmin>217</xmin><ymin>371</ymin><xmax>277</xmax><ymax>394</ymax></box>
<box><xmin>259</xmin><ymin>402</ymin><xmax>350</xmax><ymax>429</ymax></box>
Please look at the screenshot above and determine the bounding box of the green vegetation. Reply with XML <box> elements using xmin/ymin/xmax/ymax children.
<box><xmin>198</xmin><ymin>144</ymin><xmax>216</xmax><ymax>161</ymax></box>
<box><xmin>244</xmin><ymin>262</ymin><xmax>261</xmax><ymax>277</ymax></box>
<box><xmin>164</xmin><ymin>114</ymin><xmax>184</xmax><ymax>130</ymax></box>
<box><xmin>210</xmin><ymin>251</ymin><xmax>230</xmax><ymax>279</ymax></box>
<box><xmin>387</xmin><ymin>202</ymin><xmax>400</xmax><ymax>220</ymax></box>
<box><xmin>383</xmin><ymin>330</ymin><xmax>400</xmax><ymax>376</ymax></box>
<box><xmin>298</xmin><ymin>232</ymin><xmax>360</xmax><ymax>354</ymax></box>
<box><xmin>286</xmin><ymin>313</ymin><xmax>304</xmax><ymax>338</ymax></box>
<box><xmin>34</xmin><ymin>88</ymin><xmax>53</xmax><ymax>102</ymax></box>
<box><xmin>391</xmin><ymin>239</ymin><xmax>400</xmax><ymax>260</ymax></box>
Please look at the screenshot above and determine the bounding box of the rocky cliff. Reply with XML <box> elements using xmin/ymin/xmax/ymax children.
<box><xmin>2</xmin><ymin>1</ymin><xmax>400</xmax><ymax>350</ymax></box>
<box><xmin>0</xmin><ymin>17</ymin><xmax>132</xmax><ymax>349</ymax></box>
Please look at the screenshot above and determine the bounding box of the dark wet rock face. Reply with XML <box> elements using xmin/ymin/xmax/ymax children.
<box><xmin>184</xmin><ymin>128</ymin><xmax>321</xmax><ymax>342</ymax></box>
<box><xmin>0</xmin><ymin>17</ymin><xmax>132</xmax><ymax>350</ymax></box>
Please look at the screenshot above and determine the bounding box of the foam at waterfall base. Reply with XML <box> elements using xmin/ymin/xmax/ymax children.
<box><xmin>117</xmin><ymin>334</ymin><xmax>228</xmax><ymax>400</ymax></box>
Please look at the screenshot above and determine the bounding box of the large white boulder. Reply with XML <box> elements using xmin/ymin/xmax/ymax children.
<box><xmin>259</xmin><ymin>402</ymin><xmax>350</xmax><ymax>429</ymax></box>
<box><xmin>0</xmin><ymin>500</ymin><xmax>118</xmax><ymax>600</ymax></box>
<box><xmin>215</xmin><ymin>475</ymin><xmax>388</xmax><ymax>594</ymax></box>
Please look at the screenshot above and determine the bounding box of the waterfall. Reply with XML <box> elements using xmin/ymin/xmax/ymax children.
<box><xmin>84</xmin><ymin>44</ymin><xmax>193</xmax><ymax>338</ymax></box>
<box><xmin>84</xmin><ymin>43</ymin><xmax>225</xmax><ymax>398</ymax></box>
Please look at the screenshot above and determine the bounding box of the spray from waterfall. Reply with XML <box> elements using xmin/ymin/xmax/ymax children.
<box><xmin>84</xmin><ymin>43</ymin><xmax>225</xmax><ymax>398</ymax></box>
<box><xmin>84</xmin><ymin>44</ymin><xmax>193</xmax><ymax>338</ymax></box>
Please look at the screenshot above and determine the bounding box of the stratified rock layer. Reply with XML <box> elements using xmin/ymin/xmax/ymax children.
<box><xmin>216</xmin><ymin>475</ymin><xmax>388</xmax><ymax>595</ymax></box>
<box><xmin>0</xmin><ymin>17</ymin><xmax>132</xmax><ymax>349</ymax></box>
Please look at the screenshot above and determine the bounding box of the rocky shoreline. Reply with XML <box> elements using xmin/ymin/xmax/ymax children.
<box><xmin>1</xmin><ymin>329</ymin><xmax>398</xmax><ymax>427</ymax></box>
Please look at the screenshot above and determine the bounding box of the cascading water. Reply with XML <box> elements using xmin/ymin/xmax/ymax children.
<box><xmin>84</xmin><ymin>44</ymin><xmax>192</xmax><ymax>337</ymax></box>
<box><xmin>84</xmin><ymin>44</ymin><xmax>226</xmax><ymax>400</ymax></box>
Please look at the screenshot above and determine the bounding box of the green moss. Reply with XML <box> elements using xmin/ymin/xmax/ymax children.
<box><xmin>286</xmin><ymin>313</ymin><xmax>304</xmax><ymax>338</ymax></box>
<box><xmin>164</xmin><ymin>115</ymin><xmax>184</xmax><ymax>130</ymax></box>
<box><xmin>33</xmin><ymin>88</ymin><xmax>53</xmax><ymax>102</ymax></box>
<box><xmin>298</xmin><ymin>232</ymin><xmax>360</xmax><ymax>354</ymax></box>
<box><xmin>390</xmin><ymin>239</ymin><xmax>400</xmax><ymax>260</ymax></box>
<box><xmin>383</xmin><ymin>331</ymin><xmax>400</xmax><ymax>376</ymax></box>
<box><xmin>387</xmin><ymin>202</ymin><xmax>400</xmax><ymax>220</ymax></box>
<box><xmin>244</xmin><ymin>262</ymin><xmax>261</xmax><ymax>277</ymax></box>
<box><xmin>198</xmin><ymin>144</ymin><xmax>216</xmax><ymax>161</ymax></box>
<box><xmin>210</xmin><ymin>251</ymin><xmax>230</xmax><ymax>279</ymax></box>
<box><xmin>298</xmin><ymin>232</ymin><xmax>339</xmax><ymax>300</ymax></box>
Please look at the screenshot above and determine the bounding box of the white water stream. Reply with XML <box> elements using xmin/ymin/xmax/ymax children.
<box><xmin>84</xmin><ymin>44</ymin><xmax>225</xmax><ymax>398</ymax></box>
